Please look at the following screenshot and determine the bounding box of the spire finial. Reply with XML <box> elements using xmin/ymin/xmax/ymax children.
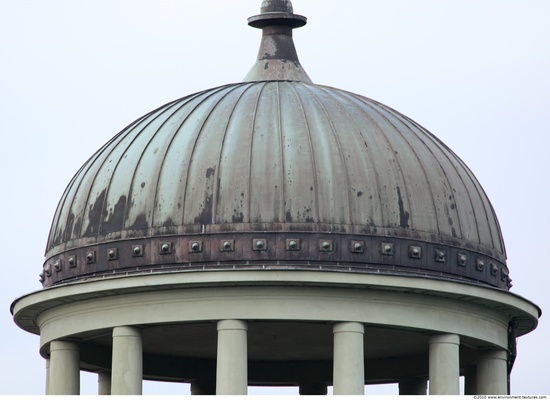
<box><xmin>261</xmin><ymin>0</ymin><xmax>293</xmax><ymax>14</ymax></box>
<box><xmin>243</xmin><ymin>0</ymin><xmax>312</xmax><ymax>83</ymax></box>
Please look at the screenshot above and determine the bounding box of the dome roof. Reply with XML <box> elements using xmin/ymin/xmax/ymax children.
<box><xmin>41</xmin><ymin>1</ymin><xmax>510</xmax><ymax>290</ymax></box>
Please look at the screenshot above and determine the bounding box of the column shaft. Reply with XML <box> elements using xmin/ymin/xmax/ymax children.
<box><xmin>111</xmin><ymin>326</ymin><xmax>142</xmax><ymax>395</ymax></box>
<box><xmin>333</xmin><ymin>322</ymin><xmax>365</xmax><ymax>395</ymax></box>
<box><xmin>48</xmin><ymin>340</ymin><xmax>80</xmax><ymax>395</ymax></box>
<box><xmin>429</xmin><ymin>334</ymin><xmax>460</xmax><ymax>395</ymax></box>
<box><xmin>464</xmin><ymin>365</ymin><xmax>477</xmax><ymax>395</ymax></box>
<box><xmin>476</xmin><ymin>350</ymin><xmax>508</xmax><ymax>395</ymax></box>
<box><xmin>45</xmin><ymin>358</ymin><xmax>50</xmax><ymax>395</ymax></box>
<box><xmin>216</xmin><ymin>320</ymin><xmax>248</xmax><ymax>395</ymax></box>
<box><xmin>98</xmin><ymin>370</ymin><xmax>112</xmax><ymax>395</ymax></box>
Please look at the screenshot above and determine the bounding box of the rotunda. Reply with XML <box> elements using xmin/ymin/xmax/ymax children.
<box><xmin>12</xmin><ymin>0</ymin><xmax>540</xmax><ymax>395</ymax></box>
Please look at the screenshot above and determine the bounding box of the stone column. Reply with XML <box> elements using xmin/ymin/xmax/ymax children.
<box><xmin>476</xmin><ymin>350</ymin><xmax>508</xmax><ymax>395</ymax></box>
<box><xmin>111</xmin><ymin>326</ymin><xmax>142</xmax><ymax>395</ymax></box>
<box><xmin>428</xmin><ymin>334</ymin><xmax>460</xmax><ymax>395</ymax></box>
<box><xmin>48</xmin><ymin>340</ymin><xmax>80</xmax><ymax>395</ymax></box>
<box><xmin>464</xmin><ymin>365</ymin><xmax>477</xmax><ymax>395</ymax></box>
<box><xmin>299</xmin><ymin>382</ymin><xmax>328</xmax><ymax>395</ymax></box>
<box><xmin>98</xmin><ymin>370</ymin><xmax>111</xmax><ymax>395</ymax></box>
<box><xmin>398</xmin><ymin>377</ymin><xmax>427</xmax><ymax>395</ymax></box>
<box><xmin>333</xmin><ymin>322</ymin><xmax>365</xmax><ymax>395</ymax></box>
<box><xmin>45</xmin><ymin>358</ymin><xmax>50</xmax><ymax>395</ymax></box>
<box><xmin>216</xmin><ymin>320</ymin><xmax>248</xmax><ymax>395</ymax></box>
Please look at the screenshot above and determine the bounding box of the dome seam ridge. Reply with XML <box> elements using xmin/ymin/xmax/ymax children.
<box><xmin>171</xmin><ymin>85</ymin><xmax>240</xmax><ymax>227</ymax></box>
<box><xmin>48</xmin><ymin>112</ymin><xmax>152</xmax><ymax>251</ymax></box>
<box><xmin>329</xmin><ymin>90</ymin><xmax>389</xmax><ymax>228</ymax></box>
<box><xmin>405</xmin><ymin>115</ymin><xmax>487</xmax><ymax>250</ymax></box>
<box><xmin>212</xmin><ymin>83</ymin><xmax>257</xmax><ymax>224</ymax></box>
<box><xmin>353</xmin><ymin>97</ymin><xmax>418</xmax><ymax>232</ymax></box>
<box><xmin>150</xmin><ymin>90</ymin><xmax>218</xmax><ymax>228</ymax></box>
<box><xmin>317</xmin><ymin>87</ymin><xmax>388</xmax><ymax>227</ymax></box>
<box><xmin>130</xmin><ymin>94</ymin><xmax>198</xmax><ymax>233</ymax></box>
<box><xmin>384</xmin><ymin>106</ymin><xmax>466</xmax><ymax>240</ymax></box>
<box><xmin>181</xmin><ymin>84</ymin><xmax>251</xmax><ymax>226</ymax></box>
<box><xmin>247</xmin><ymin>82</ymin><xmax>268</xmax><ymax>224</ymax></box>
<box><xmin>301</xmin><ymin>84</ymin><xmax>353</xmax><ymax>225</ymax></box>
<box><xmin>275</xmin><ymin>82</ymin><xmax>286</xmax><ymax>223</ymax></box>
<box><xmin>48</xmin><ymin>154</ymin><xmax>97</xmax><ymax>254</ymax></box>
<box><xmin>77</xmin><ymin>113</ymin><xmax>157</xmax><ymax>241</ymax></box>
<box><xmin>217</xmin><ymin>82</ymin><xmax>260</xmax><ymax>224</ymax></box>
<box><xmin>113</xmin><ymin>105</ymin><xmax>179</xmax><ymax>235</ymax></box>
<box><xmin>288</xmin><ymin>82</ymin><xmax>320</xmax><ymax>223</ymax></box>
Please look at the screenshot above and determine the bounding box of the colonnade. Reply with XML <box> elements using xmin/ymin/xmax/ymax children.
<box><xmin>45</xmin><ymin>321</ymin><xmax>508</xmax><ymax>395</ymax></box>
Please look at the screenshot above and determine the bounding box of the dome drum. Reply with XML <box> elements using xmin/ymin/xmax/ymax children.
<box><xmin>41</xmin><ymin>231</ymin><xmax>510</xmax><ymax>289</ymax></box>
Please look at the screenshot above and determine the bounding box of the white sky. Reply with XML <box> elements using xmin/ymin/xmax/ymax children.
<box><xmin>1</xmin><ymin>0</ymin><xmax>549</xmax><ymax>395</ymax></box>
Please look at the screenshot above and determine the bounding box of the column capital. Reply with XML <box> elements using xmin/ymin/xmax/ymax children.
<box><xmin>112</xmin><ymin>326</ymin><xmax>142</xmax><ymax>338</ymax></box>
<box><xmin>333</xmin><ymin>321</ymin><xmax>364</xmax><ymax>334</ymax></box>
<box><xmin>50</xmin><ymin>340</ymin><xmax>80</xmax><ymax>352</ymax></box>
<box><xmin>429</xmin><ymin>333</ymin><xmax>460</xmax><ymax>346</ymax></box>
<box><xmin>217</xmin><ymin>319</ymin><xmax>248</xmax><ymax>331</ymax></box>
<box><xmin>479</xmin><ymin>349</ymin><xmax>508</xmax><ymax>361</ymax></box>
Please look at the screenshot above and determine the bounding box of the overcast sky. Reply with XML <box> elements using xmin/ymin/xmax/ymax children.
<box><xmin>1</xmin><ymin>0</ymin><xmax>549</xmax><ymax>395</ymax></box>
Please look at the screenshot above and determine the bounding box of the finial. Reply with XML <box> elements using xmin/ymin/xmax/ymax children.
<box><xmin>244</xmin><ymin>0</ymin><xmax>312</xmax><ymax>83</ymax></box>
<box><xmin>261</xmin><ymin>0</ymin><xmax>294</xmax><ymax>14</ymax></box>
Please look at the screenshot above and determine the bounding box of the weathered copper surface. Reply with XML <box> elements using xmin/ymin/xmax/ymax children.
<box><xmin>43</xmin><ymin>232</ymin><xmax>508</xmax><ymax>288</ymax></box>
<box><xmin>43</xmin><ymin>80</ymin><xmax>509</xmax><ymax>289</ymax></box>
<box><xmin>39</xmin><ymin>0</ymin><xmax>510</xmax><ymax>290</ymax></box>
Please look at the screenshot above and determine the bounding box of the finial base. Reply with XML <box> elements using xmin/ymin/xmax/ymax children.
<box><xmin>244</xmin><ymin>2</ymin><xmax>312</xmax><ymax>83</ymax></box>
<box><xmin>248</xmin><ymin>13</ymin><xmax>307</xmax><ymax>29</ymax></box>
<box><xmin>244</xmin><ymin>59</ymin><xmax>312</xmax><ymax>83</ymax></box>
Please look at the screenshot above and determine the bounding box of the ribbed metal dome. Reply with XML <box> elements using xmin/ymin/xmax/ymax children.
<box><xmin>41</xmin><ymin>2</ymin><xmax>510</xmax><ymax>290</ymax></box>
